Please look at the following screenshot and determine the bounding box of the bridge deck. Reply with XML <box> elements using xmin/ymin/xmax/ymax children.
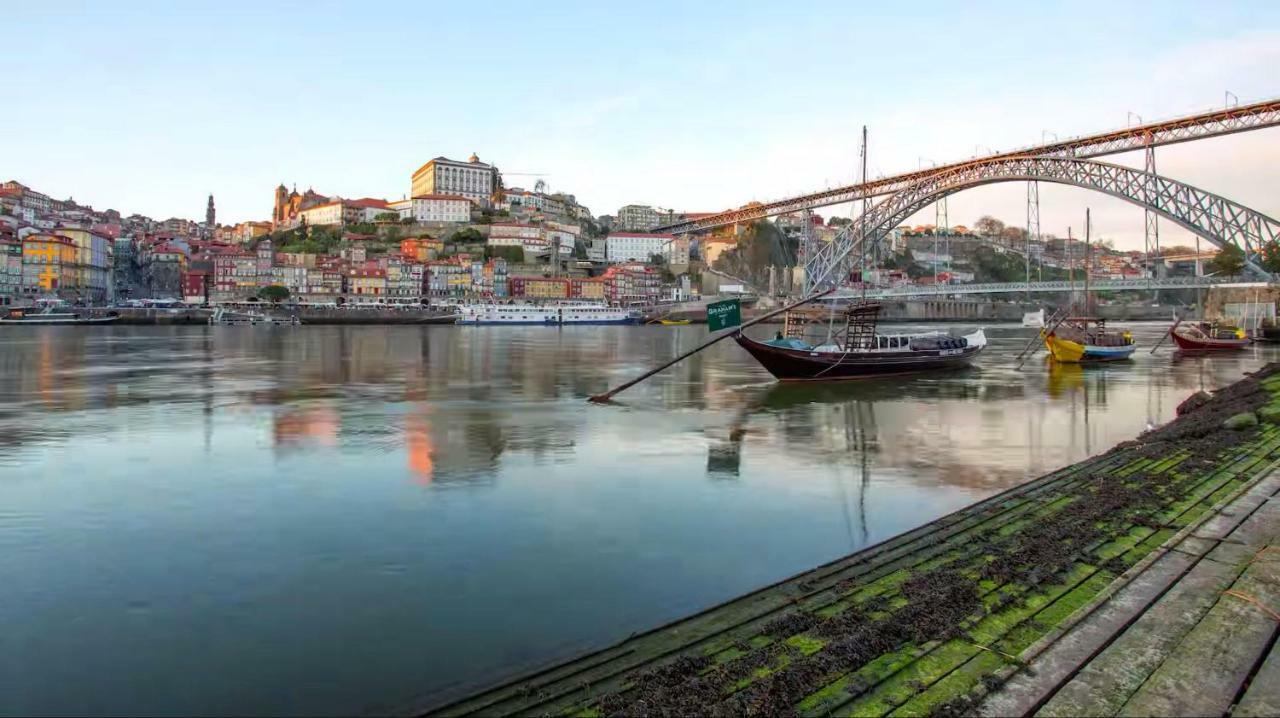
<box><xmin>420</xmin><ymin>368</ymin><xmax>1280</xmax><ymax>717</ymax></box>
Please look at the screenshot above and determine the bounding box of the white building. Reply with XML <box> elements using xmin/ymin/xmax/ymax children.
<box><xmin>488</xmin><ymin>223</ymin><xmax>548</xmax><ymax>256</ymax></box>
<box><xmin>405</xmin><ymin>194</ymin><xmax>471</xmax><ymax>223</ymax></box>
<box><xmin>606</xmin><ymin>232</ymin><xmax>673</xmax><ymax>263</ymax></box>
<box><xmin>663</xmin><ymin>236</ymin><xmax>690</xmax><ymax>266</ymax></box>
<box><xmin>297</xmin><ymin>201</ymin><xmax>345</xmax><ymax>227</ymax></box>
<box><xmin>410</xmin><ymin>154</ymin><xmax>499</xmax><ymax>206</ymax></box>
<box><xmin>617</xmin><ymin>204</ymin><xmax>659</xmax><ymax>232</ymax></box>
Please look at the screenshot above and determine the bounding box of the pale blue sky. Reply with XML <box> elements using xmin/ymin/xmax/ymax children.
<box><xmin>5</xmin><ymin>1</ymin><xmax>1280</xmax><ymax>248</ymax></box>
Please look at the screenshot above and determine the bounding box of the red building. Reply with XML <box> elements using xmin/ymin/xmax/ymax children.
<box><xmin>181</xmin><ymin>269</ymin><xmax>211</xmax><ymax>303</ymax></box>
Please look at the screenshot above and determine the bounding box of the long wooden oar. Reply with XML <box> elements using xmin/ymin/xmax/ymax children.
<box><xmin>588</xmin><ymin>288</ymin><xmax>837</xmax><ymax>403</ymax></box>
<box><xmin>1150</xmin><ymin>315</ymin><xmax>1183</xmax><ymax>354</ymax></box>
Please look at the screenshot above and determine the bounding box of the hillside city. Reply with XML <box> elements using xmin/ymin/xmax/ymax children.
<box><xmin>0</xmin><ymin>153</ymin><xmax>1235</xmax><ymax>309</ymax></box>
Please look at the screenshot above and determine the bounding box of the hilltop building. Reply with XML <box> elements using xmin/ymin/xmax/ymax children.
<box><xmin>273</xmin><ymin>184</ymin><xmax>330</xmax><ymax>229</ymax></box>
<box><xmin>410</xmin><ymin>154</ymin><xmax>499</xmax><ymax>206</ymax></box>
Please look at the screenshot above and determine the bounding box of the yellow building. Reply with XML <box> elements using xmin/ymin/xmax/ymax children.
<box><xmin>55</xmin><ymin>227</ymin><xmax>113</xmax><ymax>301</ymax></box>
<box><xmin>523</xmin><ymin>278</ymin><xmax>569</xmax><ymax>299</ymax></box>
<box><xmin>346</xmin><ymin>268</ymin><xmax>387</xmax><ymax>296</ymax></box>
<box><xmin>22</xmin><ymin>234</ymin><xmax>79</xmax><ymax>294</ymax></box>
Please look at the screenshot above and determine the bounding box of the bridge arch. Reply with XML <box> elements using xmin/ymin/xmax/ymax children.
<box><xmin>807</xmin><ymin>156</ymin><xmax>1280</xmax><ymax>290</ymax></box>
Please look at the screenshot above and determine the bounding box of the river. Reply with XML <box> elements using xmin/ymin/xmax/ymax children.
<box><xmin>0</xmin><ymin>322</ymin><xmax>1274</xmax><ymax>715</ymax></box>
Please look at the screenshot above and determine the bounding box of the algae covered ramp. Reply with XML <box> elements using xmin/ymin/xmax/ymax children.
<box><xmin>422</xmin><ymin>366</ymin><xmax>1280</xmax><ymax>718</ymax></box>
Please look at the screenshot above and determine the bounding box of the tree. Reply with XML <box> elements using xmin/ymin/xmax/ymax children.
<box><xmin>1209</xmin><ymin>243</ymin><xmax>1246</xmax><ymax>276</ymax></box>
<box><xmin>259</xmin><ymin>285</ymin><xmax>291</xmax><ymax>303</ymax></box>
<box><xmin>484</xmin><ymin>245</ymin><xmax>524</xmax><ymax>263</ymax></box>
<box><xmin>1260</xmin><ymin>241</ymin><xmax>1280</xmax><ymax>274</ymax></box>
<box><xmin>828</xmin><ymin>217</ymin><xmax>853</xmax><ymax>228</ymax></box>
<box><xmin>1000</xmin><ymin>226</ymin><xmax>1028</xmax><ymax>246</ymax></box>
<box><xmin>450</xmin><ymin>227</ymin><xmax>485</xmax><ymax>244</ymax></box>
<box><xmin>374</xmin><ymin>212</ymin><xmax>399</xmax><ymax>223</ymax></box>
<box><xmin>975</xmin><ymin>216</ymin><xmax>1005</xmax><ymax>238</ymax></box>
<box><xmin>400</xmin><ymin>216</ymin><xmax>415</xmax><ymax>225</ymax></box>
<box><xmin>649</xmin><ymin>252</ymin><xmax>667</xmax><ymax>266</ymax></box>
<box><xmin>385</xmin><ymin>226</ymin><xmax>403</xmax><ymax>242</ymax></box>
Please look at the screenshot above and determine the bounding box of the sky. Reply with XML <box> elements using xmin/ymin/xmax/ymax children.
<box><xmin>4</xmin><ymin>0</ymin><xmax>1280</xmax><ymax>250</ymax></box>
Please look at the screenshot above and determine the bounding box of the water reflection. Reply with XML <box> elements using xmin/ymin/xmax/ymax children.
<box><xmin>2</xmin><ymin>323</ymin><xmax>1279</xmax><ymax>716</ymax></box>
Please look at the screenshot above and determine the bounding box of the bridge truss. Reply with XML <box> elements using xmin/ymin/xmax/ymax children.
<box><xmin>659</xmin><ymin>97</ymin><xmax>1280</xmax><ymax>234</ymax></box>
<box><xmin>803</xmin><ymin>156</ymin><xmax>1280</xmax><ymax>291</ymax></box>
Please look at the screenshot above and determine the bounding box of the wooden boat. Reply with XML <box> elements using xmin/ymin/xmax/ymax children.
<box><xmin>659</xmin><ymin>318</ymin><xmax>692</xmax><ymax>325</ymax></box>
<box><xmin>734</xmin><ymin>302</ymin><xmax>986</xmax><ymax>381</ymax></box>
<box><xmin>1043</xmin><ymin>317</ymin><xmax>1135</xmax><ymax>363</ymax></box>
<box><xmin>1171</xmin><ymin>321</ymin><xmax>1250</xmax><ymax>351</ymax></box>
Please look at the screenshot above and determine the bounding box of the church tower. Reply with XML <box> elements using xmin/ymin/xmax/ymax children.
<box><xmin>206</xmin><ymin>194</ymin><xmax>216</xmax><ymax>237</ymax></box>
<box><xmin>273</xmin><ymin>184</ymin><xmax>289</xmax><ymax>226</ymax></box>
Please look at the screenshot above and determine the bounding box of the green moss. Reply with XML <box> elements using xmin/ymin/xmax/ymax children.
<box><xmin>786</xmin><ymin>634</ymin><xmax>827</xmax><ymax>655</ymax></box>
<box><xmin>1223</xmin><ymin>412</ymin><xmax>1258</xmax><ymax>430</ymax></box>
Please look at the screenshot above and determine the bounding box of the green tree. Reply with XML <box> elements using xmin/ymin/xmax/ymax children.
<box><xmin>828</xmin><ymin>217</ymin><xmax>853</xmax><ymax>228</ymax></box>
<box><xmin>1209</xmin><ymin>243</ymin><xmax>1246</xmax><ymax>276</ymax></box>
<box><xmin>385</xmin><ymin>226</ymin><xmax>403</xmax><ymax>242</ymax></box>
<box><xmin>450</xmin><ymin>227</ymin><xmax>485</xmax><ymax>244</ymax></box>
<box><xmin>259</xmin><ymin>285</ymin><xmax>291</xmax><ymax>303</ymax></box>
<box><xmin>484</xmin><ymin>245</ymin><xmax>524</xmax><ymax>263</ymax></box>
<box><xmin>374</xmin><ymin>212</ymin><xmax>399</xmax><ymax>223</ymax></box>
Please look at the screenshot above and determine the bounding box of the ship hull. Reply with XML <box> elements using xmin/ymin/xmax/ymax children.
<box><xmin>1171</xmin><ymin>332</ymin><xmax>1250</xmax><ymax>351</ymax></box>
<box><xmin>1043</xmin><ymin>334</ymin><xmax>1135</xmax><ymax>363</ymax></box>
<box><xmin>734</xmin><ymin>333</ymin><xmax>984</xmax><ymax>381</ymax></box>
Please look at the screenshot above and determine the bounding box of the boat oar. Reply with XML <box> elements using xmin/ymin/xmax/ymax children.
<box><xmin>588</xmin><ymin>288</ymin><xmax>836</xmax><ymax>403</ymax></box>
<box><xmin>1014</xmin><ymin>308</ymin><xmax>1068</xmax><ymax>369</ymax></box>
<box><xmin>1151</xmin><ymin>315</ymin><xmax>1183</xmax><ymax>354</ymax></box>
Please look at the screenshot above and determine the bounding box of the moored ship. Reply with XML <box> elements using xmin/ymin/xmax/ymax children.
<box><xmin>457</xmin><ymin>302</ymin><xmax>643</xmax><ymax>326</ymax></box>
<box><xmin>0</xmin><ymin>305</ymin><xmax>119</xmax><ymax>325</ymax></box>
<box><xmin>1042</xmin><ymin>317</ymin><xmax>1135</xmax><ymax>362</ymax></box>
<box><xmin>734</xmin><ymin>302</ymin><xmax>986</xmax><ymax>381</ymax></box>
<box><xmin>1170</xmin><ymin>321</ymin><xmax>1250</xmax><ymax>351</ymax></box>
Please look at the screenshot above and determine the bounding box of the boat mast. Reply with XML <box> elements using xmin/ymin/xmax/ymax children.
<box><xmin>1084</xmin><ymin>208</ymin><xmax>1092</xmax><ymax>317</ymax></box>
<box><xmin>859</xmin><ymin>124</ymin><xmax>869</xmax><ymax>303</ymax></box>
<box><xmin>1067</xmin><ymin>226</ymin><xmax>1075</xmax><ymax>313</ymax></box>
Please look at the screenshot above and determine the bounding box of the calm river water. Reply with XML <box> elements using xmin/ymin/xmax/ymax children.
<box><xmin>1</xmin><ymin>322</ymin><xmax>1275</xmax><ymax>715</ymax></box>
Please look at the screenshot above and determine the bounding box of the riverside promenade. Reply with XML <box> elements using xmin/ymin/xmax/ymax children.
<box><xmin>422</xmin><ymin>366</ymin><xmax>1280</xmax><ymax>717</ymax></box>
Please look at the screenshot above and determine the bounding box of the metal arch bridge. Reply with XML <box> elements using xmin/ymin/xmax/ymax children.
<box><xmin>658</xmin><ymin>98</ymin><xmax>1280</xmax><ymax>234</ymax></box>
<box><xmin>804</xmin><ymin>155</ymin><xmax>1280</xmax><ymax>291</ymax></box>
<box><xmin>844</xmin><ymin>276</ymin><xmax>1240</xmax><ymax>299</ymax></box>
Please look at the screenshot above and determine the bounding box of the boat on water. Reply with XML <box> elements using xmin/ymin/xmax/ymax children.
<box><xmin>734</xmin><ymin>302</ymin><xmax>986</xmax><ymax>381</ymax></box>
<box><xmin>209</xmin><ymin>308</ymin><xmax>299</xmax><ymax>326</ymax></box>
<box><xmin>1042</xmin><ymin>317</ymin><xmax>1135</xmax><ymax>362</ymax></box>
<box><xmin>659</xmin><ymin>318</ymin><xmax>692</xmax><ymax>326</ymax></box>
<box><xmin>457</xmin><ymin>302</ymin><xmax>643</xmax><ymax>326</ymax></box>
<box><xmin>0</xmin><ymin>305</ymin><xmax>118</xmax><ymax>325</ymax></box>
<box><xmin>1022</xmin><ymin>309</ymin><xmax>1046</xmax><ymax>328</ymax></box>
<box><xmin>1171</xmin><ymin>321</ymin><xmax>1251</xmax><ymax>351</ymax></box>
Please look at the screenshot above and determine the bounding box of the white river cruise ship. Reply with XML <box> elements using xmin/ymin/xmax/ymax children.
<box><xmin>457</xmin><ymin>302</ymin><xmax>644</xmax><ymax>325</ymax></box>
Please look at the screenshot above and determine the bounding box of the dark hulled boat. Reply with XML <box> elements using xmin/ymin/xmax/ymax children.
<box><xmin>1171</xmin><ymin>321</ymin><xmax>1251</xmax><ymax>351</ymax></box>
<box><xmin>734</xmin><ymin>301</ymin><xmax>986</xmax><ymax>381</ymax></box>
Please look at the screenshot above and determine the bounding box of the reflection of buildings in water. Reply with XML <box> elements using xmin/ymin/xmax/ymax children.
<box><xmin>405</xmin><ymin>413</ymin><xmax>435</xmax><ymax>485</ymax></box>
<box><xmin>272</xmin><ymin>404</ymin><xmax>340</xmax><ymax>449</ymax></box>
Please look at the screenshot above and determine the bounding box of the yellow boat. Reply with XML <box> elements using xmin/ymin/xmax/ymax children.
<box><xmin>659</xmin><ymin>318</ymin><xmax>692</xmax><ymax>325</ymax></box>
<box><xmin>1042</xmin><ymin>318</ymin><xmax>1135</xmax><ymax>363</ymax></box>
